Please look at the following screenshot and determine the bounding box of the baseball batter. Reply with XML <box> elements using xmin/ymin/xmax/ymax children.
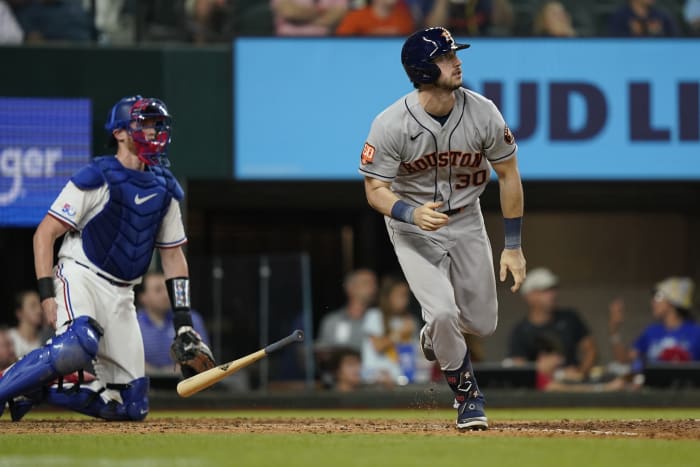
<box><xmin>360</xmin><ymin>27</ymin><xmax>526</xmax><ymax>430</ymax></box>
<box><xmin>0</xmin><ymin>96</ymin><xmax>215</xmax><ymax>421</ymax></box>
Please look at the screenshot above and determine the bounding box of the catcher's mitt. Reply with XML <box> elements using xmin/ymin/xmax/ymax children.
<box><xmin>170</xmin><ymin>326</ymin><xmax>215</xmax><ymax>378</ymax></box>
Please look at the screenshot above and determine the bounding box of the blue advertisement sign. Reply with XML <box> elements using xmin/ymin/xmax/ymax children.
<box><xmin>234</xmin><ymin>38</ymin><xmax>700</xmax><ymax>180</ymax></box>
<box><xmin>0</xmin><ymin>98</ymin><xmax>92</xmax><ymax>226</ymax></box>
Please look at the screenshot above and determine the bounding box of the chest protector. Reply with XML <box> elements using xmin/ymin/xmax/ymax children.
<box><xmin>71</xmin><ymin>157</ymin><xmax>184</xmax><ymax>281</ymax></box>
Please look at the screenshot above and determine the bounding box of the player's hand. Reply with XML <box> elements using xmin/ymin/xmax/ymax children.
<box><xmin>41</xmin><ymin>297</ymin><xmax>58</xmax><ymax>329</ymax></box>
<box><xmin>414</xmin><ymin>202</ymin><xmax>449</xmax><ymax>231</ymax></box>
<box><xmin>170</xmin><ymin>326</ymin><xmax>216</xmax><ymax>378</ymax></box>
<box><xmin>499</xmin><ymin>248</ymin><xmax>526</xmax><ymax>293</ymax></box>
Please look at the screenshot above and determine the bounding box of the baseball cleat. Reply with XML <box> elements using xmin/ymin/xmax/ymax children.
<box><xmin>419</xmin><ymin>324</ymin><xmax>436</xmax><ymax>362</ymax></box>
<box><xmin>456</xmin><ymin>398</ymin><xmax>488</xmax><ymax>431</ymax></box>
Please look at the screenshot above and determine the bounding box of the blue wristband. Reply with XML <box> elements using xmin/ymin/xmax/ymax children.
<box><xmin>504</xmin><ymin>217</ymin><xmax>522</xmax><ymax>249</ymax></box>
<box><xmin>391</xmin><ymin>200</ymin><xmax>416</xmax><ymax>224</ymax></box>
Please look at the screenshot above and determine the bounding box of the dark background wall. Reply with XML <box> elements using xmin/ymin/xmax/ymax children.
<box><xmin>1</xmin><ymin>45</ymin><xmax>699</xmax><ymax>363</ymax></box>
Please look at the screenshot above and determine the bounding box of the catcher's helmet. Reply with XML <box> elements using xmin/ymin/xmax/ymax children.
<box><xmin>105</xmin><ymin>95</ymin><xmax>173</xmax><ymax>166</ymax></box>
<box><xmin>401</xmin><ymin>27</ymin><xmax>470</xmax><ymax>85</ymax></box>
<box><xmin>104</xmin><ymin>95</ymin><xmax>143</xmax><ymax>132</ymax></box>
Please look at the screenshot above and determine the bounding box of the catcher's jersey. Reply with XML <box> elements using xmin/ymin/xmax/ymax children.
<box><xmin>359</xmin><ymin>88</ymin><xmax>517</xmax><ymax>211</ymax></box>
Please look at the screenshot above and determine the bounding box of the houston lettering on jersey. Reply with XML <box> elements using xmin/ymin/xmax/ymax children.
<box><xmin>400</xmin><ymin>151</ymin><xmax>483</xmax><ymax>174</ymax></box>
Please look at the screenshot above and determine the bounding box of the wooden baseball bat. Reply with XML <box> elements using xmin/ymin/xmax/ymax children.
<box><xmin>176</xmin><ymin>329</ymin><xmax>305</xmax><ymax>398</ymax></box>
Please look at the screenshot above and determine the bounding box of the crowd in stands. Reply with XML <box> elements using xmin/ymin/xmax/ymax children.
<box><xmin>314</xmin><ymin>267</ymin><xmax>700</xmax><ymax>393</ymax></box>
<box><xmin>1</xmin><ymin>266</ymin><xmax>699</xmax><ymax>394</ymax></box>
<box><xmin>0</xmin><ymin>0</ymin><xmax>698</xmax><ymax>45</ymax></box>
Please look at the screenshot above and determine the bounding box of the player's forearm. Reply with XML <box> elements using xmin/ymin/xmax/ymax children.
<box><xmin>33</xmin><ymin>234</ymin><xmax>55</xmax><ymax>279</ymax></box>
<box><xmin>33</xmin><ymin>217</ymin><xmax>60</xmax><ymax>279</ymax></box>
<box><xmin>365</xmin><ymin>181</ymin><xmax>400</xmax><ymax>218</ymax></box>
<box><xmin>497</xmin><ymin>167</ymin><xmax>524</xmax><ymax>219</ymax></box>
<box><xmin>161</xmin><ymin>246</ymin><xmax>189</xmax><ymax>278</ymax></box>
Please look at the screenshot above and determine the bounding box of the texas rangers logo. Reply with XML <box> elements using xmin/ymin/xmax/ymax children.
<box><xmin>61</xmin><ymin>203</ymin><xmax>76</xmax><ymax>217</ymax></box>
<box><xmin>361</xmin><ymin>142</ymin><xmax>376</xmax><ymax>165</ymax></box>
<box><xmin>504</xmin><ymin>126</ymin><xmax>515</xmax><ymax>145</ymax></box>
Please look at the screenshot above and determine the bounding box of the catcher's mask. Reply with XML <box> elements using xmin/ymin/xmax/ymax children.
<box><xmin>105</xmin><ymin>96</ymin><xmax>173</xmax><ymax>166</ymax></box>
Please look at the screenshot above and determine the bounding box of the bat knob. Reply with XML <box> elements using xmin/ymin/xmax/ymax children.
<box><xmin>294</xmin><ymin>329</ymin><xmax>305</xmax><ymax>341</ymax></box>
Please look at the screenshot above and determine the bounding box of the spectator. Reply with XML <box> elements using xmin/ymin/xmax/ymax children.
<box><xmin>0</xmin><ymin>0</ymin><xmax>23</xmax><ymax>43</ymax></box>
<box><xmin>271</xmin><ymin>0</ymin><xmax>348</xmax><ymax>36</ymax></box>
<box><xmin>685</xmin><ymin>0</ymin><xmax>700</xmax><ymax>35</ymax></box>
<box><xmin>532</xmin><ymin>1</ymin><xmax>576</xmax><ymax>37</ymax></box>
<box><xmin>187</xmin><ymin>0</ymin><xmax>233</xmax><ymax>43</ymax></box>
<box><xmin>330</xmin><ymin>348</ymin><xmax>362</xmax><ymax>392</ymax></box>
<box><xmin>0</xmin><ymin>326</ymin><xmax>17</xmax><ymax>372</ymax></box>
<box><xmin>361</xmin><ymin>275</ymin><xmax>419</xmax><ymax>385</ymax></box>
<box><xmin>608</xmin><ymin>0</ymin><xmax>678</xmax><ymax>37</ymax></box>
<box><xmin>609</xmin><ymin>277</ymin><xmax>700</xmax><ymax>369</ymax></box>
<box><xmin>423</xmin><ymin>0</ymin><xmax>514</xmax><ymax>36</ymax></box>
<box><xmin>316</xmin><ymin>268</ymin><xmax>378</xmax><ymax>353</ymax></box>
<box><xmin>93</xmin><ymin>0</ymin><xmax>135</xmax><ymax>44</ymax></box>
<box><xmin>335</xmin><ymin>0</ymin><xmax>414</xmax><ymax>36</ymax></box>
<box><xmin>136</xmin><ymin>271</ymin><xmax>210</xmax><ymax>375</ymax></box>
<box><xmin>11</xmin><ymin>0</ymin><xmax>93</xmax><ymax>42</ymax></box>
<box><xmin>9</xmin><ymin>290</ymin><xmax>44</xmax><ymax>358</ymax></box>
<box><xmin>507</xmin><ymin>267</ymin><xmax>597</xmax><ymax>381</ymax></box>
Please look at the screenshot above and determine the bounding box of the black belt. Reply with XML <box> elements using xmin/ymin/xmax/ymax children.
<box><xmin>443</xmin><ymin>207</ymin><xmax>465</xmax><ymax>216</ymax></box>
<box><xmin>74</xmin><ymin>261</ymin><xmax>132</xmax><ymax>288</ymax></box>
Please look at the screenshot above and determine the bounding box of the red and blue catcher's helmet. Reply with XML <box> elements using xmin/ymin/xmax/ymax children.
<box><xmin>401</xmin><ymin>27</ymin><xmax>470</xmax><ymax>86</ymax></box>
<box><xmin>104</xmin><ymin>95</ymin><xmax>172</xmax><ymax>166</ymax></box>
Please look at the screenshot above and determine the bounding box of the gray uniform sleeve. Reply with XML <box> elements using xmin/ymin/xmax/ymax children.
<box><xmin>482</xmin><ymin>100</ymin><xmax>518</xmax><ymax>164</ymax></box>
<box><xmin>358</xmin><ymin>117</ymin><xmax>402</xmax><ymax>181</ymax></box>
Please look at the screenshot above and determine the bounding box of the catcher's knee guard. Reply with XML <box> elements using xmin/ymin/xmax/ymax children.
<box><xmin>44</xmin><ymin>377</ymin><xmax>149</xmax><ymax>421</ymax></box>
<box><xmin>0</xmin><ymin>316</ymin><xmax>102</xmax><ymax>404</ymax></box>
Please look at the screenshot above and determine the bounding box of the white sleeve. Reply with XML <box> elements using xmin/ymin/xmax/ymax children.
<box><xmin>48</xmin><ymin>181</ymin><xmax>107</xmax><ymax>230</ymax></box>
<box><xmin>363</xmin><ymin>309</ymin><xmax>385</xmax><ymax>337</ymax></box>
<box><xmin>155</xmin><ymin>199</ymin><xmax>187</xmax><ymax>248</ymax></box>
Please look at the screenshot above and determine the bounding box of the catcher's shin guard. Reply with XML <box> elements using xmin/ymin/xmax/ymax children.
<box><xmin>0</xmin><ymin>316</ymin><xmax>102</xmax><ymax>407</ymax></box>
<box><xmin>41</xmin><ymin>377</ymin><xmax>149</xmax><ymax>421</ymax></box>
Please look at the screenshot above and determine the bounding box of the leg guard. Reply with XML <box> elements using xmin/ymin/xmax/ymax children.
<box><xmin>0</xmin><ymin>316</ymin><xmax>102</xmax><ymax>405</ymax></box>
<box><xmin>43</xmin><ymin>377</ymin><xmax>149</xmax><ymax>421</ymax></box>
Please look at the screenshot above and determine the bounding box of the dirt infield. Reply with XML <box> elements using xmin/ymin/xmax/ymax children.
<box><xmin>2</xmin><ymin>418</ymin><xmax>699</xmax><ymax>439</ymax></box>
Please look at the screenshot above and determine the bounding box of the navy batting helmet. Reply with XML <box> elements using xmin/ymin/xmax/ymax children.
<box><xmin>401</xmin><ymin>27</ymin><xmax>470</xmax><ymax>86</ymax></box>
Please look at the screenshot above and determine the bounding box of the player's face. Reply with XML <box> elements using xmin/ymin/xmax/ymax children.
<box><xmin>131</xmin><ymin>118</ymin><xmax>159</xmax><ymax>141</ymax></box>
<box><xmin>433</xmin><ymin>51</ymin><xmax>462</xmax><ymax>91</ymax></box>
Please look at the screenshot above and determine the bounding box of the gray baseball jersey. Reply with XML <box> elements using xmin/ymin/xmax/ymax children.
<box><xmin>359</xmin><ymin>87</ymin><xmax>517</xmax><ymax>371</ymax></box>
<box><xmin>359</xmin><ymin>88</ymin><xmax>517</xmax><ymax>211</ymax></box>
